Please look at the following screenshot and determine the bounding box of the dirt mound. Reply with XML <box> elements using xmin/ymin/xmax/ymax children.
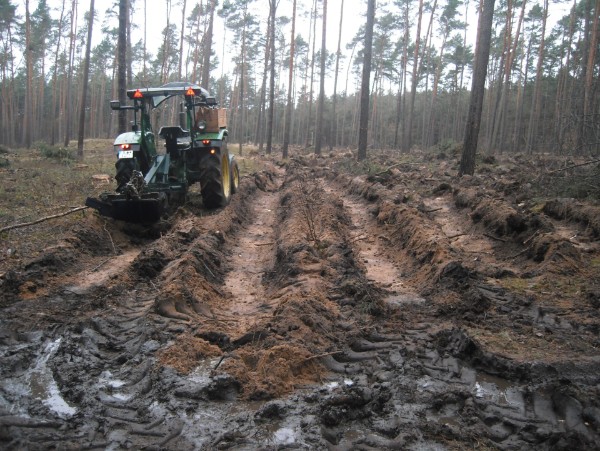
<box><xmin>157</xmin><ymin>333</ymin><xmax>223</xmax><ymax>374</ymax></box>
<box><xmin>222</xmin><ymin>344</ymin><xmax>321</xmax><ymax>400</ymax></box>
<box><xmin>543</xmin><ymin>199</ymin><xmax>600</xmax><ymax>238</ymax></box>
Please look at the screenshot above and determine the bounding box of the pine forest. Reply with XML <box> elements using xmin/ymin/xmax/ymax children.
<box><xmin>0</xmin><ymin>0</ymin><xmax>598</xmax><ymax>157</ymax></box>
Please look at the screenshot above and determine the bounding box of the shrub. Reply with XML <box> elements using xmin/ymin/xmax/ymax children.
<box><xmin>34</xmin><ymin>141</ymin><xmax>75</xmax><ymax>162</ymax></box>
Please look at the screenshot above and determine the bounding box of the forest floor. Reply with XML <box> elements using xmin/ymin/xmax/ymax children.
<box><xmin>1</xmin><ymin>141</ymin><xmax>600</xmax><ymax>450</ymax></box>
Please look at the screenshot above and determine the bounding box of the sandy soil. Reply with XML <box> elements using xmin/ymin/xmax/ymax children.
<box><xmin>1</xmin><ymin>150</ymin><xmax>599</xmax><ymax>450</ymax></box>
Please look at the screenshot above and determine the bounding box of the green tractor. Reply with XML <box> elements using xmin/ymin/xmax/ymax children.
<box><xmin>86</xmin><ymin>82</ymin><xmax>239</xmax><ymax>223</ymax></box>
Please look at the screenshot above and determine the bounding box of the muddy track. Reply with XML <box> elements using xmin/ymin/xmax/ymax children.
<box><xmin>1</xmin><ymin>156</ymin><xmax>600</xmax><ymax>450</ymax></box>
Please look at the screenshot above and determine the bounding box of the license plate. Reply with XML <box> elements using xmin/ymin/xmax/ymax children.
<box><xmin>118</xmin><ymin>150</ymin><xmax>134</xmax><ymax>159</ymax></box>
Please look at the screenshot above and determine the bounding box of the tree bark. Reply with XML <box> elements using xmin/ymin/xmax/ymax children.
<box><xmin>23</xmin><ymin>0</ymin><xmax>33</xmax><ymax>148</ymax></box>
<box><xmin>77</xmin><ymin>0</ymin><xmax>95</xmax><ymax>158</ymax></box>
<box><xmin>305</xmin><ymin>0</ymin><xmax>318</xmax><ymax>148</ymax></box>
<box><xmin>403</xmin><ymin>0</ymin><xmax>424</xmax><ymax>152</ymax></box>
<box><xmin>118</xmin><ymin>0</ymin><xmax>128</xmax><ymax>134</ymax></box>
<box><xmin>459</xmin><ymin>0</ymin><xmax>495</xmax><ymax>176</ymax></box>
<box><xmin>282</xmin><ymin>0</ymin><xmax>297</xmax><ymax>159</ymax></box>
<box><xmin>178</xmin><ymin>0</ymin><xmax>187</xmax><ymax>79</ymax></box>
<box><xmin>331</xmin><ymin>0</ymin><xmax>344</xmax><ymax>150</ymax></box>
<box><xmin>357</xmin><ymin>0</ymin><xmax>375</xmax><ymax>161</ymax></box>
<box><xmin>582</xmin><ymin>0</ymin><xmax>599</xmax><ymax>152</ymax></box>
<box><xmin>314</xmin><ymin>0</ymin><xmax>327</xmax><ymax>155</ymax></box>
<box><xmin>525</xmin><ymin>0</ymin><xmax>548</xmax><ymax>153</ymax></box>
<box><xmin>63</xmin><ymin>0</ymin><xmax>77</xmax><ymax>147</ymax></box>
<box><xmin>202</xmin><ymin>0</ymin><xmax>216</xmax><ymax>88</ymax></box>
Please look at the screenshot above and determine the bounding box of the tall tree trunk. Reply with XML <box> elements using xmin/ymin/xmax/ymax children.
<box><xmin>512</xmin><ymin>37</ymin><xmax>531</xmax><ymax>149</ymax></box>
<box><xmin>314</xmin><ymin>0</ymin><xmax>327</xmax><ymax>155</ymax></box>
<box><xmin>143</xmin><ymin>0</ymin><xmax>147</xmax><ymax>79</ymax></box>
<box><xmin>161</xmin><ymin>0</ymin><xmax>172</xmax><ymax>84</ymax></box>
<box><xmin>582</xmin><ymin>0</ymin><xmax>599</xmax><ymax>153</ymax></box>
<box><xmin>427</xmin><ymin>30</ymin><xmax>449</xmax><ymax>149</ymax></box>
<box><xmin>118</xmin><ymin>0</ymin><xmax>128</xmax><ymax>134</ymax></box>
<box><xmin>486</xmin><ymin>0</ymin><xmax>513</xmax><ymax>152</ymax></box>
<box><xmin>305</xmin><ymin>0</ymin><xmax>318</xmax><ymax>148</ymax></box>
<box><xmin>282</xmin><ymin>0</ymin><xmax>297</xmax><ymax>159</ymax></box>
<box><xmin>256</xmin><ymin>6</ymin><xmax>272</xmax><ymax>150</ymax></box>
<box><xmin>23</xmin><ymin>0</ymin><xmax>33</xmax><ymax>148</ymax></box>
<box><xmin>403</xmin><ymin>0</ymin><xmax>424</xmax><ymax>152</ymax></box>
<box><xmin>267</xmin><ymin>0</ymin><xmax>278</xmax><ymax>154</ymax></box>
<box><xmin>77</xmin><ymin>0</ymin><xmax>95</xmax><ymax>158</ymax></box>
<box><xmin>202</xmin><ymin>0</ymin><xmax>216</xmax><ymax>88</ymax></box>
<box><xmin>178</xmin><ymin>0</ymin><xmax>187</xmax><ymax>78</ymax></box>
<box><xmin>331</xmin><ymin>0</ymin><xmax>344</xmax><ymax>149</ymax></box>
<box><xmin>0</xmin><ymin>9</ymin><xmax>17</xmax><ymax>146</ymax></box>
<box><xmin>357</xmin><ymin>0</ymin><xmax>375</xmax><ymax>161</ymax></box>
<box><xmin>459</xmin><ymin>0</ymin><xmax>496</xmax><ymax>176</ymax></box>
<box><xmin>525</xmin><ymin>0</ymin><xmax>548</xmax><ymax>153</ymax></box>
<box><xmin>395</xmin><ymin>1</ymin><xmax>410</xmax><ymax>149</ymax></box>
<box><xmin>64</xmin><ymin>0</ymin><xmax>77</xmax><ymax>147</ymax></box>
<box><xmin>50</xmin><ymin>0</ymin><xmax>67</xmax><ymax>146</ymax></box>
<box><xmin>554</xmin><ymin>0</ymin><xmax>576</xmax><ymax>153</ymax></box>
<box><xmin>496</xmin><ymin>0</ymin><xmax>526</xmax><ymax>152</ymax></box>
<box><xmin>126</xmin><ymin>0</ymin><xmax>132</xmax><ymax>85</ymax></box>
<box><xmin>190</xmin><ymin>2</ymin><xmax>203</xmax><ymax>82</ymax></box>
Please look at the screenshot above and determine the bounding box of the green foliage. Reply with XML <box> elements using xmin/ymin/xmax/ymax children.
<box><xmin>34</xmin><ymin>141</ymin><xmax>75</xmax><ymax>162</ymax></box>
<box><xmin>333</xmin><ymin>157</ymin><xmax>386</xmax><ymax>176</ymax></box>
<box><xmin>432</xmin><ymin>139</ymin><xmax>462</xmax><ymax>157</ymax></box>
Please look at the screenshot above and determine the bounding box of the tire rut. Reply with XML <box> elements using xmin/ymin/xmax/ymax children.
<box><xmin>328</xmin><ymin>183</ymin><xmax>426</xmax><ymax>307</ymax></box>
<box><xmin>223</xmin><ymin>188</ymin><xmax>280</xmax><ymax>333</ymax></box>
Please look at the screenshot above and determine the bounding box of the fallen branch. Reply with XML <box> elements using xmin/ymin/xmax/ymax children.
<box><xmin>547</xmin><ymin>158</ymin><xmax>600</xmax><ymax>174</ymax></box>
<box><xmin>0</xmin><ymin>206</ymin><xmax>88</xmax><ymax>234</ymax></box>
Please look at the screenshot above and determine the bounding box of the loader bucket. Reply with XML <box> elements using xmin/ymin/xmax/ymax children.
<box><xmin>85</xmin><ymin>193</ymin><xmax>167</xmax><ymax>223</ymax></box>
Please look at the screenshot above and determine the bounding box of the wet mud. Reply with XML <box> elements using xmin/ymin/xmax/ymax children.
<box><xmin>1</xmin><ymin>152</ymin><xmax>599</xmax><ymax>450</ymax></box>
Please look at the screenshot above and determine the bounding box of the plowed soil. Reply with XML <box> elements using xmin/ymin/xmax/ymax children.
<box><xmin>1</xmin><ymin>149</ymin><xmax>600</xmax><ymax>450</ymax></box>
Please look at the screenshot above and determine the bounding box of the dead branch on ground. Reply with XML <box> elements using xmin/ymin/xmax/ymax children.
<box><xmin>0</xmin><ymin>206</ymin><xmax>88</xmax><ymax>234</ymax></box>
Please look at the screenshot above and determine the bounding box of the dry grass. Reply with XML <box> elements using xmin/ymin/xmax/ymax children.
<box><xmin>0</xmin><ymin>139</ymin><xmax>115</xmax><ymax>272</ymax></box>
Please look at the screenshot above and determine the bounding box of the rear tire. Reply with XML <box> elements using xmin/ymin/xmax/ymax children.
<box><xmin>230</xmin><ymin>158</ymin><xmax>240</xmax><ymax>194</ymax></box>
<box><xmin>200</xmin><ymin>150</ymin><xmax>231</xmax><ymax>208</ymax></box>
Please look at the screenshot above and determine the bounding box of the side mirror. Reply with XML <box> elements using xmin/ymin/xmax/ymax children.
<box><xmin>110</xmin><ymin>100</ymin><xmax>121</xmax><ymax>110</ymax></box>
<box><xmin>206</xmin><ymin>97</ymin><xmax>217</xmax><ymax>106</ymax></box>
